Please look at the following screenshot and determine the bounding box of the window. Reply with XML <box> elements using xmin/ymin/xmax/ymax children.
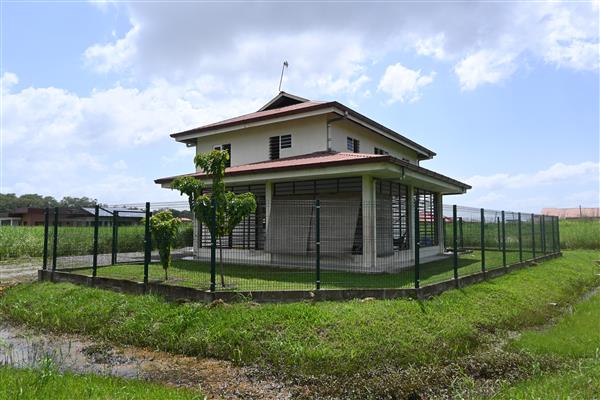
<box><xmin>374</xmin><ymin>147</ymin><xmax>389</xmax><ymax>155</ymax></box>
<box><xmin>269</xmin><ymin>136</ymin><xmax>280</xmax><ymax>160</ymax></box>
<box><xmin>269</xmin><ymin>135</ymin><xmax>292</xmax><ymax>160</ymax></box>
<box><xmin>214</xmin><ymin>144</ymin><xmax>231</xmax><ymax>167</ymax></box>
<box><xmin>347</xmin><ymin>137</ymin><xmax>360</xmax><ymax>153</ymax></box>
<box><xmin>415</xmin><ymin>188</ymin><xmax>439</xmax><ymax>247</ymax></box>
<box><xmin>280</xmin><ymin>134</ymin><xmax>292</xmax><ymax>149</ymax></box>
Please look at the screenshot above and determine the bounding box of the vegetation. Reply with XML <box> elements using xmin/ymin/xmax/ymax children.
<box><xmin>0</xmin><ymin>193</ymin><xmax>98</xmax><ymax>213</ymax></box>
<box><xmin>2</xmin><ymin>251</ymin><xmax>598</xmax><ymax>379</ymax></box>
<box><xmin>489</xmin><ymin>290</ymin><xmax>600</xmax><ymax>399</ymax></box>
<box><xmin>149</xmin><ymin>210</ymin><xmax>182</xmax><ymax>280</ymax></box>
<box><xmin>76</xmin><ymin>248</ymin><xmax>512</xmax><ymax>291</ymax></box>
<box><xmin>173</xmin><ymin>150</ymin><xmax>256</xmax><ymax>287</ymax></box>
<box><xmin>0</xmin><ymin>366</ymin><xmax>202</xmax><ymax>400</ymax></box>
<box><xmin>559</xmin><ymin>218</ymin><xmax>600</xmax><ymax>250</ymax></box>
<box><xmin>0</xmin><ymin>224</ymin><xmax>193</xmax><ymax>260</ymax></box>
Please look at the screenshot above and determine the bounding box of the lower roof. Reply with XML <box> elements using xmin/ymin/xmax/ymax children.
<box><xmin>155</xmin><ymin>151</ymin><xmax>471</xmax><ymax>192</ymax></box>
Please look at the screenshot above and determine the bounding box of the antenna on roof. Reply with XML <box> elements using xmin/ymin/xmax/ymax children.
<box><xmin>278</xmin><ymin>60</ymin><xmax>288</xmax><ymax>92</ymax></box>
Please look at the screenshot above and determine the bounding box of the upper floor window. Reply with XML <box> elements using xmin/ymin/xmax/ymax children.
<box><xmin>269</xmin><ymin>135</ymin><xmax>292</xmax><ymax>160</ymax></box>
<box><xmin>213</xmin><ymin>143</ymin><xmax>231</xmax><ymax>167</ymax></box>
<box><xmin>374</xmin><ymin>147</ymin><xmax>389</xmax><ymax>155</ymax></box>
<box><xmin>347</xmin><ymin>137</ymin><xmax>360</xmax><ymax>153</ymax></box>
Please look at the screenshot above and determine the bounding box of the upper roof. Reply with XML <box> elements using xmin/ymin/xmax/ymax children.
<box><xmin>170</xmin><ymin>92</ymin><xmax>436</xmax><ymax>160</ymax></box>
<box><xmin>155</xmin><ymin>150</ymin><xmax>470</xmax><ymax>191</ymax></box>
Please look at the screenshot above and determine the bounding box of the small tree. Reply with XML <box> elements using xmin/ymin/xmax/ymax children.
<box><xmin>149</xmin><ymin>210</ymin><xmax>181</xmax><ymax>281</ymax></box>
<box><xmin>172</xmin><ymin>150</ymin><xmax>256</xmax><ymax>287</ymax></box>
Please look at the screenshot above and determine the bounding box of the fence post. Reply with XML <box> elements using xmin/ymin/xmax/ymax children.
<box><xmin>42</xmin><ymin>207</ymin><xmax>49</xmax><ymax>270</ymax></box>
<box><xmin>518</xmin><ymin>212</ymin><xmax>523</xmax><ymax>262</ymax></box>
<box><xmin>210</xmin><ymin>198</ymin><xmax>217</xmax><ymax>292</ymax></box>
<box><xmin>51</xmin><ymin>207</ymin><xmax>59</xmax><ymax>272</ymax></box>
<box><xmin>315</xmin><ymin>199</ymin><xmax>321</xmax><ymax>290</ymax></box>
<box><xmin>452</xmin><ymin>205</ymin><xmax>459</xmax><ymax>284</ymax></box>
<box><xmin>111</xmin><ymin>211</ymin><xmax>118</xmax><ymax>264</ymax></box>
<box><xmin>541</xmin><ymin>215</ymin><xmax>546</xmax><ymax>255</ymax></box>
<box><xmin>556</xmin><ymin>216</ymin><xmax>561</xmax><ymax>253</ymax></box>
<box><xmin>92</xmin><ymin>205</ymin><xmax>99</xmax><ymax>278</ymax></box>
<box><xmin>143</xmin><ymin>202</ymin><xmax>151</xmax><ymax>288</ymax></box>
<box><xmin>501</xmin><ymin>211</ymin><xmax>506</xmax><ymax>267</ymax></box>
<box><xmin>480</xmin><ymin>208</ymin><xmax>485</xmax><ymax>273</ymax></box>
<box><xmin>497</xmin><ymin>216</ymin><xmax>501</xmax><ymax>251</ymax></box>
<box><xmin>459</xmin><ymin>217</ymin><xmax>464</xmax><ymax>250</ymax></box>
<box><xmin>531</xmin><ymin>214</ymin><xmax>536</xmax><ymax>259</ymax></box>
<box><xmin>414</xmin><ymin>204</ymin><xmax>420</xmax><ymax>289</ymax></box>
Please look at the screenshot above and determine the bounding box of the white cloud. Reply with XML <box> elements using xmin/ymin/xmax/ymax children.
<box><xmin>454</xmin><ymin>161</ymin><xmax>600</xmax><ymax>212</ymax></box>
<box><xmin>81</xmin><ymin>1</ymin><xmax>598</xmax><ymax>97</ymax></box>
<box><xmin>0</xmin><ymin>72</ymin><xmax>268</xmax><ymax>203</ymax></box>
<box><xmin>454</xmin><ymin>50</ymin><xmax>518</xmax><ymax>90</ymax></box>
<box><xmin>377</xmin><ymin>63</ymin><xmax>435</xmax><ymax>103</ymax></box>
<box><xmin>464</xmin><ymin>161</ymin><xmax>600</xmax><ymax>190</ymax></box>
<box><xmin>1</xmin><ymin>72</ymin><xmax>18</xmax><ymax>92</ymax></box>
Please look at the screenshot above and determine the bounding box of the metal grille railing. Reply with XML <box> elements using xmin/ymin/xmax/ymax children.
<box><xmin>41</xmin><ymin>200</ymin><xmax>561</xmax><ymax>293</ymax></box>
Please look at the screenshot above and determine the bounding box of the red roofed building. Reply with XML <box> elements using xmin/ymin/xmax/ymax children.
<box><xmin>156</xmin><ymin>92</ymin><xmax>471</xmax><ymax>271</ymax></box>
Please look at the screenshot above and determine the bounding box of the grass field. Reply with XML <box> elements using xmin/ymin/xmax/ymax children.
<box><xmin>2</xmin><ymin>251</ymin><xmax>598</xmax><ymax>378</ymax></box>
<box><xmin>75</xmin><ymin>248</ymin><xmax>516</xmax><ymax>290</ymax></box>
<box><xmin>559</xmin><ymin>218</ymin><xmax>600</xmax><ymax>250</ymax></box>
<box><xmin>0</xmin><ymin>224</ymin><xmax>193</xmax><ymax>260</ymax></box>
<box><xmin>489</xmin><ymin>290</ymin><xmax>600</xmax><ymax>399</ymax></box>
<box><xmin>0</xmin><ymin>366</ymin><xmax>202</xmax><ymax>400</ymax></box>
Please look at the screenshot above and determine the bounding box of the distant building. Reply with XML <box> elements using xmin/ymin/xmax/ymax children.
<box><xmin>542</xmin><ymin>207</ymin><xmax>600</xmax><ymax>219</ymax></box>
<box><xmin>0</xmin><ymin>207</ymin><xmax>144</xmax><ymax>227</ymax></box>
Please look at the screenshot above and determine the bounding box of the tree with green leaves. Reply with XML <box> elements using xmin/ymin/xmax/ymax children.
<box><xmin>172</xmin><ymin>150</ymin><xmax>256</xmax><ymax>288</ymax></box>
<box><xmin>149</xmin><ymin>210</ymin><xmax>182</xmax><ymax>281</ymax></box>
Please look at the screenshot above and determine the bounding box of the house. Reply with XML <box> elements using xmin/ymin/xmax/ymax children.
<box><xmin>1</xmin><ymin>207</ymin><xmax>144</xmax><ymax>227</ymax></box>
<box><xmin>155</xmin><ymin>92</ymin><xmax>470</xmax><ymax>272</ymax></box>
<box><xmin>542</xmin><ymin>207</ymin><xmax>600</xmax><ymax>219</ymax></box>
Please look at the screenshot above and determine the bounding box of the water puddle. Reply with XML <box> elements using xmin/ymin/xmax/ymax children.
<box><xmin>0</xmin><ymin>323</ymin><xmax>292</xmax><ymax>399</ymax></box>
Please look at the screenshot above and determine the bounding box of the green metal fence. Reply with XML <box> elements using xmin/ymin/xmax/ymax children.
<box><xmin>41</xmin><ymin>201</ymin><xmax>561</xmax><ymax>294</ymax></box>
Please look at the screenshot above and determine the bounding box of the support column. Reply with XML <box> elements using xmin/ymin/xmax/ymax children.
<box><xmin>362</xmin><ymin>175</ymin><xmax>376</xmax><ymax>269</ymax></box>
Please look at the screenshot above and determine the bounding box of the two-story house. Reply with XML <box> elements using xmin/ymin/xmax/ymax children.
<box><xmin>156</xmin><ymin>92</ymin><xmax>470</xmax><ymax>272</ymax></box>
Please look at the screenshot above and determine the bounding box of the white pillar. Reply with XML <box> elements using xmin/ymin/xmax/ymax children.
<box><xmin>362</xmin><ymin>175</ymin><xmax>376</xmax><ymax>269</ymax></box>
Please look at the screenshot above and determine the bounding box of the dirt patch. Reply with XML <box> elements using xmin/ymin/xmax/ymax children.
<box><xmin>0</xmin><ymin>323</ymin><xmax>294</xmax><ymax>399</ymax></box>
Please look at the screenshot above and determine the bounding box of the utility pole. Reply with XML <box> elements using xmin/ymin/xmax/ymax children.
<box><xmin>278</xmin><ymin>61</ymin><xmax>288</xmax><ymax>92</ymax></box>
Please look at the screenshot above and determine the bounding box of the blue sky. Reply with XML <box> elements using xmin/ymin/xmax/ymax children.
<box><xmin>1</xmin><ymin>1</ymin><xmax>598</xmax><ymax>212</ymax></box>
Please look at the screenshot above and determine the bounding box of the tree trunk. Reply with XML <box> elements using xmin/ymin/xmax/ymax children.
<box><xmin>219</xmin><ymin>236</ymin><xmax>225</xmax><ymax>287</ymax></box>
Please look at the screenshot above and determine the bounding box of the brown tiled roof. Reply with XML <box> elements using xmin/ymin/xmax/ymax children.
<box><xmin>542</xmin><ymin>207</ymin><xmax>600</xmax><ymax>219</ymax></box>
<box><xmin>154</xmin><ymin>151</ymin><xmax>470</xmax><ymax>190</ymax></box>
<box><xmin>170</xmin><ymin>97</ymin><xmax>435</xmax><ymax>158</ymax></box>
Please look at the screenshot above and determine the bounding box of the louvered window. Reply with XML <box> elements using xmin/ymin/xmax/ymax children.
<box><xmin>214</xmin><ymin>144</ymin><xmax>231</xmax><ymax>167</ymax></box>
<box><xmin>280</xmin><ymin>134</ymin><xmax>292</xmax><ymax>149</ymax></box>
<box><xmin>269</xmin><ymin>136</ymin><xmax>280</xmax><ymax>160</ymax></box>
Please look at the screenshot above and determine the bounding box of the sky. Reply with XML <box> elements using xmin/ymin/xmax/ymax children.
<box><xmin>1</xmin><ymin>0</ymin><xmax>599</xmax><ymax>213</ymax></box>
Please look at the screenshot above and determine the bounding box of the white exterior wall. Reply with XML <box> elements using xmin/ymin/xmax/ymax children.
<box><xmin>195</xmin><ymin>115</ymin><xmax>328</xmax><ymax>169</ymax></box>
<box><xmin>328</xmin><ymin>120</ymin><xmax>420</xmax><ymax>164</ymax></box>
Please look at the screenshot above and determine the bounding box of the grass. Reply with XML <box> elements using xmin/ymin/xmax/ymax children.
<box><xmin>2</xmin><ymin>250</ymin><xmax>598</xmax><ymax>377</ymax></box>
<box><xmin>489</xmin><ymin>362</ymin><xmax>600</xmax><ymax>399</ymax></box>
<box><xmin>560</xmin><ymin>218</ymin><xmax>600</xmax><ymax>250</ymax></box>
<box><xmin>0</xmin><ymin>366</ymin><xmax>202</xmax><ymax>400</ymax></box>
<box><xmin>74</xmin><ymin>249</ymin><xmax>512</xmax><ymax>291</ymax></box>
<box><xmin>0</xmin><ymin>224</ymin><xmax>193</xmax><ymax>260</ymax></box>
<box><xmin>488</xmin><ymin>290</ymin><xmax>600</xmax><ymax>399</ymax></box>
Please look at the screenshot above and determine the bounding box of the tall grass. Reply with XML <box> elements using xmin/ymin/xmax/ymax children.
<box><xmin>559</xmin><ymin>219</ymin><xmax>600</xmax><ymax>250</ymax></box>
<box><xmin>0</xmin><ymin>224</ymin><xmax>193</xmax><ymax>260</ymax></box>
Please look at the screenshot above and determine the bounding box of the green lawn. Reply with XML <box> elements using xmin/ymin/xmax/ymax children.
<box><xmin>0</xmin><ymin>366</ymin><xmax>202</xmax><ymax>400</ymax></box>
<box><xmin>70</xmin><ymin>248</ymin><xmax>533</xmax><ymax>291</ymax></box>
<box><xmin>3</xmin><ymin>250</ymin><xmax>598</xmax><ymax>379</ymax></box>
<box><xmin>488</xmin><ymin>290</ymin><xmax>600</xmax><ymax>399</ymax></box>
